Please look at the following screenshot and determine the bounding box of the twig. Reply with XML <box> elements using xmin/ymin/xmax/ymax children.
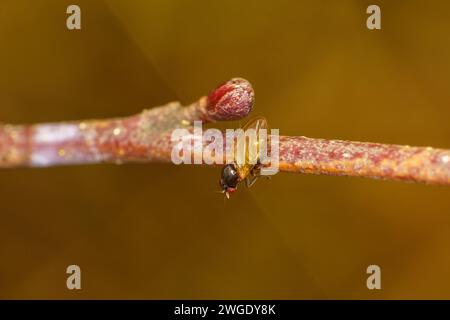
<box><xmin>0</xmin><ymin>78</ymin><xmax>254</xmax><ymax>167</ymax></box>
<box><xmin>278</xmin><ymin>136</ymin><xmax>450</xmax><ymax>185</ymax></box>
<box><xmin>0</xmin><ymin>78</ymin><xmax>449</xmax><ymax>185</ymax></box>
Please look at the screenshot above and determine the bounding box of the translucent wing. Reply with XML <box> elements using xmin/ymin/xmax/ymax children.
<box><xmin>241</xmin><ymin>116</ymin><xmax>268</xmax><ymax>132</ymax></box>
<box><xmin>234</xmin><ymin>117</ymin><xmax>268</xmax><ymax>178</ymax></box>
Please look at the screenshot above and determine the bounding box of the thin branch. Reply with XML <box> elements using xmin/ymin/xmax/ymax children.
<box><xmin>278</xmin><ymin>136</ymin><xmax>450</xmax><ymax>185</ymax></box>
<box><xmin>0</xmin><ymin>78</ymin><xmax>449</xmax><ymax>185</ymax></box>
<box><xmin>0</xmin><ymin>78</ymin><xmax>254</xmax><ymax>167</ymax></box>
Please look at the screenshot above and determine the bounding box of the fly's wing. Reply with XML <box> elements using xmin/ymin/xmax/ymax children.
<box><xmin>235</xmin><ymin>117</ymin><xmax>268</xmax><ymax>175</ymax></box>
<box><xmin>241</xmin><ymin>116</ymin><xmax>268</xmax><ymax>132</ymax></box>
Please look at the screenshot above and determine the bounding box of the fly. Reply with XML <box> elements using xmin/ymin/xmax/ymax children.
<box><xmin>219</xmin><ymin>117</ymin><xmax>269</xmax><ymax>198</ymax></box>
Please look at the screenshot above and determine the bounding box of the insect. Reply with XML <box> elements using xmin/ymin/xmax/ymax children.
<box><xmin>220</xmin><ymin>117</ymin><xmax>269</xmax><ymax>198</ymax></box>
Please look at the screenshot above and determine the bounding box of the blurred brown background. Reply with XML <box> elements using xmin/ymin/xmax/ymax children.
<box><xmin>1</xmin><ymin>0</ymin><xmax>450</xmax><ymax>299</ymax></box>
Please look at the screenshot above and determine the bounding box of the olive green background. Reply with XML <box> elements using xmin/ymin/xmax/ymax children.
<box><xmin>1</xmin><ymin>0</ymin><xmax>450</xmax><ymax>299</ymax></box>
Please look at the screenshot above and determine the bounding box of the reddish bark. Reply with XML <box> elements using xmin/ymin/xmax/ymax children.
<box><xmin>278</xmin><ymin>136</ymin><xmax>450</xmax><ymax>185</ymax></box>
<box><xmin>0</xmin><ymin>78</ymin><xmax>449</xmax><ymax>185</ymax></box>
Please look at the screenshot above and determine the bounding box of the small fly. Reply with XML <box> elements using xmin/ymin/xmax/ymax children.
<box><xmin>220</xmin><ymin>117</ymin><xmax>269</xmax><ymax>199</ymax></box>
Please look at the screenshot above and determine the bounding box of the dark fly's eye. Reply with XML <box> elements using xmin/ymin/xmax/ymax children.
<box><xmin>221</xmin><ymin>164</ymin><xmax>239</xmax><ymax>189</ymax></box>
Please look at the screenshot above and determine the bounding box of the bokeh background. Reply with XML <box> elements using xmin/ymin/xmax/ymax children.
<box><xmin>1</xmin><ymin>0</ymin><xmax>450</xmax><ymax>299</ymax></box>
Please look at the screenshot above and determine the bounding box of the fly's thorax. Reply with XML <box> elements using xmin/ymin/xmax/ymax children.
<box><xmin>236</xmin><ymin>164</ymin><xmax>253</xmax><ymax>181</ymax></box>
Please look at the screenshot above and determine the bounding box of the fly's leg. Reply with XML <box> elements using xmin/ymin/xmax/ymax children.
<box><xmin>245</xmin><ymin>160</ymin><xmax>273</xmax><ymax>188</ymax></box>
<box><xmin>255</xmin><ymin>160</ymin><xmax>272</xmax><ymax>180</ymax></box>
<box><xmin>245</xmin><ymin>174</ymin><xmax>259</xmax><ymax>188</ymax></box>
<box><xmin>245</xmin><ymin>162</ymin><xmax>262</xmax><ymax>188</ymax></box>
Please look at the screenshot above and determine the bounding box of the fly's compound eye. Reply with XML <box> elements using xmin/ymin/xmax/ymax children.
<box><xmin>220</xmin><ymin>164</ymin><xmax>239</xmax><ymax>190</ymax></box>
